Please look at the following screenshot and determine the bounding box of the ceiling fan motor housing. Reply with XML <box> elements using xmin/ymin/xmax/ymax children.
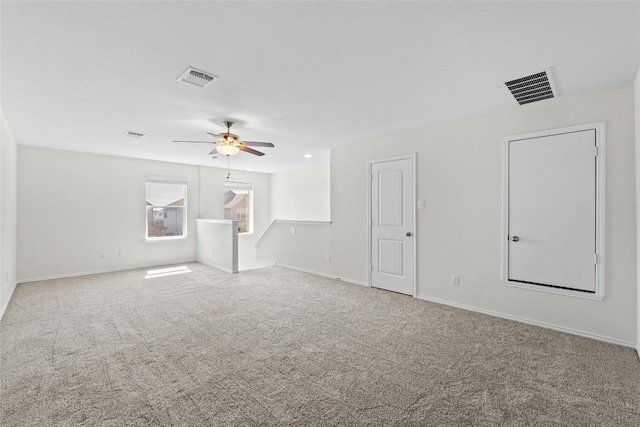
<box><xmin>220</xmin><ymin>133</ymin><xmax>239</xmax><ymax>143</ymax></box>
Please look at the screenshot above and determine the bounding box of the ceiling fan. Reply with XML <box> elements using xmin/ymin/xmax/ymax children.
<box><xmin>173</xmin><ymin>121</ymin><xmax>275</xmax><ymax>157</ymax></box>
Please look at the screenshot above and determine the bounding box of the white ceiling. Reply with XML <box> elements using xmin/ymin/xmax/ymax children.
<box><xmin>2</xmin><ymin>1</ymin><xmax>639</xmax><ymax>173</ymax></box>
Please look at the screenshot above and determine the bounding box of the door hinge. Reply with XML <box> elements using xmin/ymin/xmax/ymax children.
<box><xmin>595</xmin><ymin>146</ymin><xmax>599</xmax><ymax>157</ymax></box>
<box><xmin>594</xmin><ymin>254</ymin><xmax>599</xmax><ymax>264</ymax></box>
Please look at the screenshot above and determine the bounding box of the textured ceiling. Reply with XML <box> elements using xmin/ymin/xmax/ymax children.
<box><xmin>2</xmin><ymin>1</ymin><xmax>639</xmax><ymax>173</ymax></box>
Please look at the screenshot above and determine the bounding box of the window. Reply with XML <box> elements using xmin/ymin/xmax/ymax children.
<box><xmin>224</xmin><ymin>182</ymin><xmax>253</xmax><ymax>233</ymax></box>
<box><xmin>146</xmin><ymin>175</ymin><xmax>187</xmax><ymax>240</ymax></box>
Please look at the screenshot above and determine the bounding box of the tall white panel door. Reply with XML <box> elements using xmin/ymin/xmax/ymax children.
<box><xmin>371</xmin><ymin>156</ymin><xmax>415</xmax><ymax>295</ymax></box>
<box><xmin>505</xmin><ymin>124</ymin><xmax>603</xmax><ymax>294</ymax></box>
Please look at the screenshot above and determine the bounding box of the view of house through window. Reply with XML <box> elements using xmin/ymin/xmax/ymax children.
<box><xmin>146</xmin><ymin>175</ymin><xmax>187</xmax><ymax>240</ymax></box>
<box><xmin>224</xmin><ymin>182</ymin><xmax>253</xmax><ymax>233</ymax></box>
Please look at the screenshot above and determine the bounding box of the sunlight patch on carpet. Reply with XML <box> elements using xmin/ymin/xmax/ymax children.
<box><xmin>145</xmin><ymin>265</ymin><xmax>191</xmax><ymax>279</ymax></box>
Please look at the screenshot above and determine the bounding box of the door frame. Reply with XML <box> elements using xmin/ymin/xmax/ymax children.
<box><xmin>501</xmin><ymin>122</ymin><xmax>605</xmax><ymax>300</ymax></box>
<box><xmin>369</xmin><ymin>154</ymin><xmax>417</xmax><ymax>297</ymax></box>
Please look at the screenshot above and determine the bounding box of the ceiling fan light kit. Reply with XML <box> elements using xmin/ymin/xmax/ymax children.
<box><xmin>173</xmin><ymin>120</ymin><xmax>275</xmax><ymax>158</ymax></box>
<box><xmin>217</xmin><ymin>144</ymin><xmax>240</xmax><ymax>156</ymax></box>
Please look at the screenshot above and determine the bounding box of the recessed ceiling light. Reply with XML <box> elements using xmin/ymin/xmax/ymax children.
<box><xmin>123</xmin><ymin>131</ymin><xmax>145</xmax><ymax>138</ymax></box>
<box><xmin>246</xmin><ymin>168</ymin><xmax>252</xmax><ymax>171</ymax></box>
<box><xmin>304</xmin><ymin>154</ymin><xmax>312</xmax><ymax>158</ymax></box>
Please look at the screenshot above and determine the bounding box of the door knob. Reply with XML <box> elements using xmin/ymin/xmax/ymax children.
<box><xmin>406</xmin><ymin>232</ymin><xmax>412</xmax><ymax>237</ymax></box>
<box><xmin>511</xmin><ymin>236</ymin><xmax>519</xmax><ymax>242</ymax></box>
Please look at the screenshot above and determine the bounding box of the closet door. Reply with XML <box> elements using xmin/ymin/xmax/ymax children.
<box><xmin>504</xmin><ymin>124</ymin><xmax>603</xmax><ymax>294</ymax></box>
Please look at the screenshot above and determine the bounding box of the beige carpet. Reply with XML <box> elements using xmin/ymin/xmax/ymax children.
<box><xmin>1</xmin><ymin>263</ymin><xmax>639</xmax><ymax>426</ymax></box>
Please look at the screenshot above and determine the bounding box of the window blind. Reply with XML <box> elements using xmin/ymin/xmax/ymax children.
<box><xmin>145</xmin><ymin>174</ymin><xmax>188</xmax><ymax>185</ymax></box>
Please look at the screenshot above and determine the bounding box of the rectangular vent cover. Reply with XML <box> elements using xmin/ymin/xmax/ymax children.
<box><xmin>178</xmin><ymin>67</ymin><xmax>217</xmax><ymax>88</ymax></box>
<box><xmin>123</xmin><ymin>131</ymin><xmax>146</xmax><ymax>138</ymax></box>
<box><xmin>503</xmin><ymin>70</ymin><xmax>557</xmax><ymax>105</ymax></box>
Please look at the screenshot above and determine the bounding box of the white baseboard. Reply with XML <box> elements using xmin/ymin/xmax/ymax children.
<box><xmin>418</xmin><ymin>294</ymin><xmax>636</xmax><ymax>350</ymax></box>
<box><xmin>196</xmin><ymin>259</ymin><xmax>238</xmax><ymax>274</ymax></box>
<box><xmin>275</xmin><ymin>263</ymin><xmax>369</xmax><ymax>287</ymax></box>
<box><xmin>17</xmin><ymin>259</ymin><xmax>197</xmax><ymax>284</ymax></box>
<box><xmin>0</xmin><ymin>280</ymin><xmax>17</xmax><ymax>321</ymax></box>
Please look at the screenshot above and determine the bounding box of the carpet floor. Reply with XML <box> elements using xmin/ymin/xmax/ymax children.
<box><xmin>1</xmin><ymin>263</ymin><xmax>639</xmax><ymax>426</ymax></box>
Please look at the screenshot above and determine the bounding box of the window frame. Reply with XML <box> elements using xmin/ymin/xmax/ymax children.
<box><xmin>145</xmin><ymin>175</ymin><xmax>188</xmax><ymax>241</ymax></box>
<box><xmin>224</xmin><ymin>182</ymin><xmax>254</xmax><ymax>234</ymax></box>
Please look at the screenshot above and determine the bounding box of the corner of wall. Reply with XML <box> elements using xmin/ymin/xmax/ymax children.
<box><xmin>0</xmin><ymin>112</ymin><xmax>18</xmax><ymax>320</ymax></box>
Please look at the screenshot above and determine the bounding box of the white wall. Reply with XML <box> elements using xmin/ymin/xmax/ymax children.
<box><xmin>256</xmin><ymin>221</ymin><xmax>332</xmax><ymax>275</ymax></box>
<box><xmin>199</xmin><ymin>166</ymin><xmax>270</xmax><ymax>270</ymax></box>
<box><xmin>270</xmin><ymin>164</ymin><xmax>330</xmax><ymax>221</ymax></box>
<box><xmin>1</xmin><ymin>113</ymin><xmax>18</xmax><ymax>318</ymax></box>
<box><xmin>17</xmin><ymin>146</ymin><xmax>200</xmax><ymax>281</ymax></box>
<box><xmin>196</xmin><ymin>219</ymin><xmax>238</xmax><ymax>273</ymax></box>
<box><xmin>331</xmin><ymin>83</ymin><xmax>637</xmax><ymax>345</ymax></box>
<box><xmin>16</xmin><ymin>148</ymin><xmax>272</xmax><ymax>282</ymax></box>
<box><xmin>635</xmin><ymin>67</ymin><xmax>640</xmax><ymax>354</ymax></box>
<box><xmin>255</xmin><ymin>164</ymin><xmax>331</xmax><ymax>274</ymax></box>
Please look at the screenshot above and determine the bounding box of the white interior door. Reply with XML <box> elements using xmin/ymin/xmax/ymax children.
<box><xmin>506</xmin><ymin>128</ymin><xmax>599</xmax><ymax>293</ymax></box>
<box><xmin>371</xmin><ymin>156</ymin><xmax>415</xmax><ymax>295</ymax></box>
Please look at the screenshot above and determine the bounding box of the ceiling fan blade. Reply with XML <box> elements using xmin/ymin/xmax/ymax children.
<box><xmin>172</xmin><ymin>140</ymin><xmax>212</xmax><ymax>144</ymax></box>
<box><xmin>240</xmin><ymin>141</ymin><xmax>275</xmax><ymax>147</ymax></box>
<box><xmin>209</xmin><ymin>148</ymin><xmax>218</xmax><ymax>155</ymax></box>
<box><xmin>206</xmin><ymin>132</ymin><xmax>220</xmax><ymax>138</ymax></box>
<box><xmin>240</xmin><ymin>146</ymin><xmax>265</xmax><ymax>156</ymax></box>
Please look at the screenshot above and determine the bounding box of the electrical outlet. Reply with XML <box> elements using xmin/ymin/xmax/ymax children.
<box><xmin>100</xmin><ymin>252</ymin><xmax>105</xmax><ymax>259</ymax></box>
<box><xmin>451</xmin><ymin>274</ymin><xmax>460</xmax><ymax>286</ymax></box>
<box><xmin>118</xmin><ymin>250</ymin><xmax>124</xmax><ymax>257</ymax></box>
<box><xmin>326</xmin><ymin>255</ymin><xmax>331</xmax><ymax>263</ymax></box>
<box><xmin>290</xmin><ymin>227</ymin><xmax>296</xmax><ymax>234</ymax></box>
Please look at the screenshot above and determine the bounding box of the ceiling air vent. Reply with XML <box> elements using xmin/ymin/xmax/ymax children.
<box><xmin>123</xmin><ymin>131</ymin><xmax>146</xmax><ymax>138</ymax></box>
<box><xmin>502</xmin><ymin>70</ymin><xmax>557</xmax><ymax>105</ymax></box>
<box><xmin>177</xmin><ymin>67</ymin><xmax>218</xmax><ymax>88</ymax></box>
